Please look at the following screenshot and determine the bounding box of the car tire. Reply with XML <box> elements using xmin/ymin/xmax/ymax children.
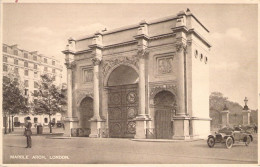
<box><xmin>245</xmin><ymin>136</ymin><xmax>251</xmax><ymax>146</ymax></box>
<box><xmin>207</xmin><ymin>137</ymin><xmax>215</xmax><ymax>148</ymax></box>
<box><xmin>225</xmin><ymin>137</ymin><xmax>233</xmax><ymax>149</ymax></box>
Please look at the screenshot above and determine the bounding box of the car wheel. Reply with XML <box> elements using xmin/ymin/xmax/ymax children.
<box><xmin>207</xmin><ymin>137</ymin><xmax>215</xmax><ymax>148</ymax></box>
<box><xmin>245</xmin><ymin>136</ymin><xmax>251</xmax><ymax>146</ymax></box>
<box><xmin>225</xmin><ymin>137</ymin><xmax>233</xmax><ymax>149</ymax></box>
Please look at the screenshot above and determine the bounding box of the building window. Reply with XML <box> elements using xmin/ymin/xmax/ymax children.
<box><xmin>52</xmin><ymin>69</ymin><xmax>55</xmax><ymax>73</ymax></box>
<box><xmin>34</xmin><ymin>64</ymin><xmax>37</xmax><ymax>70</ymax></box>
<box><xmin>44</xmin><ymin>58</ymin><xmax>47</xmax><ymax>63</ymax></box>
<box><xmin>3</xmin><ymin>56</ymin><xmax>7</xmax><ymax>63</ymax></box>
<box><xmin>34</xmin><ymin>72</ymin><xmax>38</xmax><ymax>78</ymax></box>
<box><xmin>34</xmin><ymin>90</ymin><xmax>38</xmax><ymax>97</ymax></box>
<box><xmin>44</xmin><ymin>118</ymin><xmax>48</xmax><ymax>123</ymax></box>
<box><xmin>157</xmin><ymin>56</ymin><xmax>174</xmax><ymax>74</ymax></box>
<box><xmin>3</xmin><ymin>46</ymin><xmax>7</xmax><ymax>52</ymax></box>
<box><xmin>44</xmin><ymin>67</ymin><xmax>48</xmax><ymax>71</ymax></box>
<box><xmin>24</xmin><ymin>89</ymin><xmax>28</xmax><ymax>95</ymax></box>
<box><xmin>3</xmin><ymin>64</ymin><xmax>8</xmax><ymax>72</ymax></box>
<box><xmin>34</xmin><ymin>81</ymin><xmax>38</xmax><ymax>88</ymax></box>
<box><xmin>24</xmin><ymin>53</ymin><xmax>28</xmax><ymax>58</ymax></box>
<box><xmin>24</xmin><ymin>61</ymin><xmax>28</xmax><ymax>67</ymax></box>
<box><xmin>33</xmin><ymin>55</ymin><xmax>37</xmax><ymax>61</ymax></box>
<box><xmin>205</xmin><ymin>57</ymin><xmax>208</xmax><ymax>64</ymax></box>
<box><xmin>83</xmin><ymin>69</ymin><xmax>93</xmax><ymax>83</ymax></box>
<box><xmin>195</xmin><ymin>50</ymin><xmax>198</xmax><ymax>58</ymax></box>
<box><xmin>14</xmin><ymin>50</ymin><xmax>18</xmax><ymax>55</ymax></box>
<box><xmin>34</xmin><ymin>99</ymin><xmax>38</xmax><ymax>104</ymax></box>
<box><xmin>14</xmin><ymin>59</ymin><xmax>18</xmax><ymax>65</ymax></box>
<box><xmin>34</xmin><ymin>117</ymin><xmax>38</xmax><ymax>123</ymax></box>
<box><xmin>14</xmin><ymin>67</ymin><xmax>18</xmax><ymax>74</ymax></box>
<box><xmin>200</xmin><ymin>54</ymin><xmax>203</xmax><ymax>61</ymax></box>
<box><xmin>24</xmin><ymin>80</ymin><xmax>29</xmax><ymax>87</ymax></box>
<box><xmin>14</xmin><ymin>117</ymin><xmax>19</xmax><ymax>122</ymax></box>
<box><xmin>52</xmin><ymin>60</ymin><xmax>55</xmax><ymax>65</ymax></box>
<box><xmin>24</xmin><ymin>70</ymin><xmax>28</xmax><ymax>76</ymax></box>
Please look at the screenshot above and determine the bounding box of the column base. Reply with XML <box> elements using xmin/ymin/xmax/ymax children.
<box><xmin>172</xmin><ymin>116</ymin><xmax>190</xmax><ymax>140</ymax></box>
<box><xmin>63</xmin><ymin>117</ymin><xmax>79</xmax><ymax>137</ymax></box>
<box><xmin>134</xmin><ymin>115</ymin><xmax>151</xmax><ymax>139</ymax></box>
<box><xmin>89</xmin><ymin>118</ymin><xmax>106</xmax><ymax>138</ymax></box>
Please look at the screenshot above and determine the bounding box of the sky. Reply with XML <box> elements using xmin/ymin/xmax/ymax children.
<box><xmin>2</xmin><ymin>3</ymin><xmax>258</xmax><ymax>109</ymax></box>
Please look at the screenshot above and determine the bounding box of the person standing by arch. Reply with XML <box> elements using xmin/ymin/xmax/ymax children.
<box><xmin>24</xmin><ymin>117</ymin><xmax>32</xmax><ymax>148</ymax></box>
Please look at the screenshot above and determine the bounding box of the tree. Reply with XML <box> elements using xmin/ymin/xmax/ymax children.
<box><xmin>32</xmin><ymin>74</ymin><xmax>66</xmax><ymax>133</ymax></box>
<box><xmin>3</xmin><ymin>72</ymin><xmax>29</xmax><ymax>134</ymax></box>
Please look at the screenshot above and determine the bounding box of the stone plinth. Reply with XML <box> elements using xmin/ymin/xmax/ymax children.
<box><xmin>63</xmin><ymin>117</ymin><xmax>79</xmax><ymax>137</ymax></box>
<box><xmin>134</xmin><ymin>115</ymin><xmax>151</xmax><ymax>139</ymax></box>
<box><xmin>221</xmin><ymin>110</ymin><xmax>230</xmax><ymax>127</ymax></box>
<box><xmin>172</xmin><ymin>116</ymin><xmax>190</xmax><ymax>140</ymax></box>
<box><xmin>242</xmin><ymin>109</ymin><xmax>251</xmax><ymax>125</ymax></box>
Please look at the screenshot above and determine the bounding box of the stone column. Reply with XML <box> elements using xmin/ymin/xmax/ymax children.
<box><xmin>221</xmin><ymin>108</ymin><xmax>230</xmax><ymax>128</ymax></box>
<box><xmin>175</xmin><ymin>42</ymin><xmax>187</xmax><ymax>116</ymax></box>
<box><xmin>134</xmin><ymin>20</ymin><xmax>151</xmax><ymax>139</ymax></box>
<box><xmin>62</xmin><ymin>38</ymin><xmax>79</xmax><ymax>137</ymax></box>
<box><xmin>64</xmin><ymin>62</ymin><xmax>78</xmax><ymax>137</ymax></box>
<box><xmin>172</xmin><ymin>41</ymin><xmax>190</xmax><ymax>140</ymax></box>
<box><xmin>134</xmin><ymin>49</ymin><xmax>150</xmax><ymax>139</ymax></box>
<box><xmin>89</xmin><ymin>57</ymin><xmax>104</xmax><ymax>138</ymax></box>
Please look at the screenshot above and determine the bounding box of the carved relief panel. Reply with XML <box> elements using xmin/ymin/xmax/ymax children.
<box><xmin>157</xmin><ymin>56</ymin><xmax>173</xmax><ymax>74</ymax></box>
<box><xmin>153</xmin><ymin>53</ymin><xmax>176</xmax><ymax>79</ymax></box>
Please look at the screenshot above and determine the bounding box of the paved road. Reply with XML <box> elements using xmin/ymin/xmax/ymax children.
<box><xmin>2</xmin><ymin>129</ymin><xmax>258</xmax><ymax>164</ymax></box>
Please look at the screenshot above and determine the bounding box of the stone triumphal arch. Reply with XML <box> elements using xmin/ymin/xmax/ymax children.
<box><xmin>62</xmin><ymin>9</ymin><xmax>211</xmax><ymax>140</ymax></box>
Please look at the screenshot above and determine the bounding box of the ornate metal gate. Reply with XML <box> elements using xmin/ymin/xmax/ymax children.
<box><xmin>108</xmin><ymin>84</ymin><xmax>138</xmax><ymax>138</ymax></box>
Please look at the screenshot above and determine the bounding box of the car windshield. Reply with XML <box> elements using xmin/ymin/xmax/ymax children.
<box><xmin>218</xmin><ymin>127</ymin><xmax>234</xmax><ymax>133</ymax></box>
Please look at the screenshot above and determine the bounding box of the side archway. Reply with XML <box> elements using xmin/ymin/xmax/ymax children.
<box><xmin>79</xmin><ymin>96</ymin><xmax>94</xmax><ymax>137</ymax></box>
<box><xmin>154</xmin><ymin>90</ymin><xmax>176</xmax><ymax>139</ymax></box>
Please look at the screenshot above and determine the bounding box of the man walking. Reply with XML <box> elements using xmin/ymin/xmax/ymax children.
<box><xmin>24</xmin><ymin>117</ymin><xmax>32</xmax><ymax>148</ymax></box>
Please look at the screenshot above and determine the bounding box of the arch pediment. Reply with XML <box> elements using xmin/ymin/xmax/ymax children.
<box><xmin>74</xmin><ymin>89</ymin><xmax>94</xmax><ymax>107</ymax></box>
<box><xmin>103</xmin><ymin>56</ymin><xmax>139</xmax><ymax>86</ymax></box>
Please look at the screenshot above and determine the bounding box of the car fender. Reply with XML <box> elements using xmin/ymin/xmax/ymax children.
<box><xmin>208</xmin><ymin>135</ymin><xmax>215</xmax><ymax>139</ymax></box>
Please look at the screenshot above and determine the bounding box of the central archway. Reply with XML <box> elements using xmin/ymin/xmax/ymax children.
<box><xmin>107</xmin><ymin>65</ymin><xmax>139</xmax><ymax>138</ymax></box>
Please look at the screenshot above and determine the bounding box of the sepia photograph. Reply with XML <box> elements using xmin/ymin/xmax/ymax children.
<box><xmin>1</xmin><ymin>1</ymin><xmax>258</xmax><ymax>165</ymax></box>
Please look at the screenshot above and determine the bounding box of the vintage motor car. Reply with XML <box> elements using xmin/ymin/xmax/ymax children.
<box><xmin>207</xmin><ymin>127</ymin><xmax>253</xmax><ymax>149</ymax></box>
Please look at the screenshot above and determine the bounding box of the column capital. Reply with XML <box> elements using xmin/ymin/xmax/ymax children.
<box><xmin>91</xmin><ymin>57</ymin><xmax>102</xmax><ymax>66</ymax></box>
<box><xmin>137</xmin><ymin>48</ymin><xmax>149</xmax><ymax>59</ymax></box>
<box><xmin>175</xmin><ymin>42</ymin><xmax>187</xmax><ymax>53</ymax></box>
<box><xmin>65</xmin><ymin>62</ymin><xmax>76</xmax><ymax>69</ymax></box>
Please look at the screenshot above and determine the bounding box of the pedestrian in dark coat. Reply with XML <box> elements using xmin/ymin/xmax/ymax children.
<box><xmin>24</xmin><ymin>117</ymin><xmax>32</xmax><ymax>148</ymax></box>
<box><xmin>254</xmin><ymin>124</ymin><xmax>258</xmax><ymax>133</ymax></box>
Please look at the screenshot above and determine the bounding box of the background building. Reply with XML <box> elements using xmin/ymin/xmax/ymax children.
<box><xmin>62</xmin><ymin>9</ymin><xmax>211</xmax><ymax>139</ymax></box>
<box><xmin>2</xmin><ymin>43</ymin><xmax>63</xmax><ymax>128</ymax></box>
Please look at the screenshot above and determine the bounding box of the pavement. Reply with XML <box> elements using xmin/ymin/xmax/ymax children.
<box><xmin>2</xmin><ymin>128</ymin><xmax>258</xmax><ymax>164</ymax></box>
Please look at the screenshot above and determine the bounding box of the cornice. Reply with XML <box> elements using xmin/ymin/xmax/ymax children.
<box><xmin>171</xmin><ymin>25</ymin><xmax>189</xmax><ymax>33</ymax></box>
<box><xmin>188</xmin><ymin>28</ymin><xmax>211</xmax><ymax>48</ymax></box>
<box><xmin>103</xmin><ymin>40</ymin><xmax>137</xmax><ymax>49</ymax></box>
<box><xmin>62</xmin><ymin>49</ymin><xmax>76</xmax><ymax>55</ymax></box>
<box><xmin>149</xmin><ymin>33</ymin><xmax>176</xmax><ymax>40</ymax></box>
